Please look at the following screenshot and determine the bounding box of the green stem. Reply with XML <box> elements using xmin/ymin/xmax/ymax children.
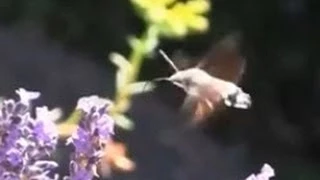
<box><xmin>112</xmin><ymin>25</ymin><xmax>159</xmax><ymax>114</ymax></box>
<box><xmin>62</xmin><ymin>25</ymin><xmax>159</xmax><ymax>127</ymax></box>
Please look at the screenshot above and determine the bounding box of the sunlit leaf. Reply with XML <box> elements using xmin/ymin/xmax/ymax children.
<box><xmin>113</xmin><ymin>114</ymin><xmax>135</xmax><ymax>130</ymax></box>
<box><xmin>144</xmin><ymin>26</ymin><xmax>160</xmax><ymax>54</ymax></box>
<box><xmin>128</xmin><ymin>36</ymin><xmax>142</xmax><ymax>50</ymax></box>
<box><xmin>128</xmin><ymin>81</ymin><xmax>156</xmax><ymax>95</ymax></box>
<box><xmin>115</xmin><ymin>70</ymin><xmax>127</xmax><ymax>90</ymax></box>
<box><xmin>109</xmin><ymin>52</ymin><xmax>132</xmax><ymax>90</ymax></box>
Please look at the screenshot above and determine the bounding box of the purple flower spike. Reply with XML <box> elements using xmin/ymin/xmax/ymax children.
<box><xmin>67</xmin><ymin>161</ymin><xmax>94</xmax><ymax>180</ymax></box>
<box><xmin>70</xmin><ymin>128</ymin><xmax>92</xmax><ymax>155</ymax></box>
<box><xmin>66</xmin><ymin>95</ymin><xmax>115</xmax><ymax>180</ymax></box>
<box><xmin>33</xmin><ymin>107</ymin><xmax>59</xmax><ymax>150</ymax></box>
<box><xmin>5</xmin><ymin>148</ymin><xmax>23</xmax><ymax>168</ymax></box>
<box><xmin>0</xmin><ymin>88</ymin><xmax>59</xmax><ymax>180</ymax></box>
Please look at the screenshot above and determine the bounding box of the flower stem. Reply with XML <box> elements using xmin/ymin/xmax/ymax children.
<box><xmin>60</xmin><ymin>25</ymin><xmax>159</xmax><ymax>133</ymax></box>
<box><xmin>111</xmin><ymin>25</ymin><xmax>159</xmax><ymax>115</ymax></box>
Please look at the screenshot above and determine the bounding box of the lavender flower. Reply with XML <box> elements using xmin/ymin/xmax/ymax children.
<box><xmin>0</xmin><ymin>88</ymin><xmax>59</xmax><ymax>180</ymax></box>
<box><xmin>246</xmin><ymin>163</ymin><xmax>275</xmax><ymax>180</ymax></box>
<box><xmin>65</xmin><ymin>95</ymin><xmax>115</xmax><ymax>180</ymax></box>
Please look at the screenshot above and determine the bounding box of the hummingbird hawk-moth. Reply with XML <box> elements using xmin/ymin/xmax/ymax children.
<box><xmin>155</xmin><ymin>32</ymin><xmax>252</xmax><ymax>125</ymax></box>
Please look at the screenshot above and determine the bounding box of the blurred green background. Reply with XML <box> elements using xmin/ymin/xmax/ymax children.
<box><xmin>0</xmin><ymin>0</ymin><xmax>319</xmax><ymax>179</ymax></box>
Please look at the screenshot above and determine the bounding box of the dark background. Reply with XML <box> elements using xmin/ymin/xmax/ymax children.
<box><xmin>0</xmin><ymin>0</ymin><xmax>319</xmax><ymax>179</ymax></box>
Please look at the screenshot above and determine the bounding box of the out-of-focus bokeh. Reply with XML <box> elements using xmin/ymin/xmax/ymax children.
<box><xmin>0</xmin><ymin>0</ymin><xmax>319</xmax><ymax>179</ymax></box>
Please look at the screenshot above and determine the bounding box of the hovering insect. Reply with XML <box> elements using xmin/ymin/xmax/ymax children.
<box><xmin>154</xmin><ymin>32</ymin><xmax>252</xmax><ymax>125</ymax></box>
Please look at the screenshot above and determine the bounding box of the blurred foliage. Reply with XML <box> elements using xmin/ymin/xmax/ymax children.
<box><xmin>1</xmin><ymin>0</ymin><xmax>320</xmax><ymax>179</ymax></box>
<box><xmin>55</xmin><ymin>0</ymin><xmax>211</xmax><ymax>177</ymax></box>
<box><xmin>131</xmin><ymin>0</ymin><xmax>210</xmax><ymax>38</ymax></box>
<box><xmin>58</xmin><ymin>0</ymin><xmax>211</xmax><ymax>130</ymax></box>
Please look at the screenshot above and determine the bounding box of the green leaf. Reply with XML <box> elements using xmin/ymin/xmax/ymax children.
<box><xmin>127</xmin><ymin>36</ymin><xmax>142</xmax><ymax>50</ymax></box>
<box><xmin>109</xmin><ymin>52</ymin><xmax>132</xmax><ymax>89</ymax></box>
<box><xmin>113</xmin><ymin>114</ymin><xmax>135</xmax><ymax>130</ymax></box>
<box><xmin>144</xmin><ymin>26</ymin><xmax>159</xmax><ymax>54</ymax></box>
<box><xmin>128</xmin><ymin>81</ymin><xmax>156</xmax><ymax>95</ymax></box>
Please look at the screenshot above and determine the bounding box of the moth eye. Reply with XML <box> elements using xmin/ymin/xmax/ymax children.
<box><xmin>226</xmin><ymin>89</ymin><xmax>240</xmax><ymax>104</ymax></box>
<box><xmin>186</xmin><ymin>79</ymin><xmax>191</xmax><ymax>85</ymax></box>
<box><xmin>184</xmin><ymin>78</ymin><xmax>193</xmax><ymax>87</ymax></box>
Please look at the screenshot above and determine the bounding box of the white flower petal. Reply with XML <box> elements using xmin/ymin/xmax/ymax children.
<box><xmin>76</xmin><ymin>95</ymin><xmax>112</xmax><ymax>113</ymax></box>
<box><xmin>15</xmin><ymin>88</ymin><xmax>40</xmax><ymax>105</ymax></box>
<box><xmin>245</xmin><ymin>163</ymin><xmax>275</xmax><ymax>180</ymax></box>
<box><xmin>36</xmin><ymin>106</ymin><xmax>62</xmax><ymax>122</ymax></box>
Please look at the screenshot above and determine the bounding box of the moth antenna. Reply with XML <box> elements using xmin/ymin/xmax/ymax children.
<box><xmin>159</xmin><ymin>49</ymin><xmax>179</xmax><ymax>73</ymax></box>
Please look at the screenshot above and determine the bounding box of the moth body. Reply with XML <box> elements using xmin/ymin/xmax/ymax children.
<box><xmin>167</xmin><ymin>67</ymin><xmax>251</xmax><ymax>111</ymax></box>
<box><xmin>157</xmin><ymin>32</ymin><xmax>251</xmax><ymax>123</ymax></box>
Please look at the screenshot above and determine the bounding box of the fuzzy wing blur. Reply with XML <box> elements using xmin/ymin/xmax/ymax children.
<box><xmin>170</xmin><ymin>50</ymin><xmax>199</xmax><ymax>70</ymax></box>
<box><xmin>182</xmin><ymin>33</ymin><xmax>246</xmax><ymax>124</ymax></box>
<box><xmin>181</xmin><ymin>87</ymin><xmax>227</xmax><ymax>125</ymax></box>
<box><xmin>181</xmin><ymin>96</ymin><xmax>213</xmax><ymax>124</ymax></box>
<box><xmin>197</xmin><ymin>32</ymin><xmax>246</xmax><ymax>84</ymax></box>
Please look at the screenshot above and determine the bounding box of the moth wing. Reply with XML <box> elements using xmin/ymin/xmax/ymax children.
<box><xmin>180</xmin><ymin>95</ymin><xmax>215</xmax><ymax>125</ymax></box>
<box><xmin>197</xmin><ymin>32</ymin><xmax>246</xmax><ymax>84</ymax></box>
<box><xmin>170</xmin><ymin>50</ymin><xmax>199</xmax><ymax>70</ymax></box>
